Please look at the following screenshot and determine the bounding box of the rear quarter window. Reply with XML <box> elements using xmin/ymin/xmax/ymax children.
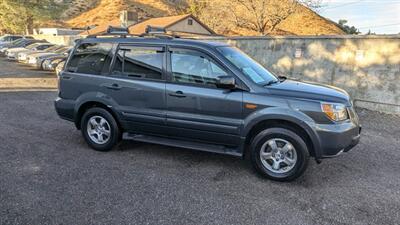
<box><xmin>112</xmin><ymin>45</ymin><xmax>164</xmax><ymax>80</ymax></box>
<box><xmin>66</xmin><ymin>42</ymin><xmax>113</xmax><ymax>75</ymax></box>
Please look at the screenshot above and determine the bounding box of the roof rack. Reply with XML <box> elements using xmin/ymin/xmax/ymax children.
<box><xmin>87</xmin><ymin>26</ymin><xmax>138</xmax><ymax>38</ymax></box>
<box><xmin>140</xmin><ymin>25</ymin><xmax>180</xmax><ymax>39</ymax></box>
<box><xmin>85</xmin><ymin>25</ymin><xmax>180</xmax><ymax>39</ymax></box>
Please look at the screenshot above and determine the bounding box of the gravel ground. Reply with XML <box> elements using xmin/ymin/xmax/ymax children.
<box><xmin>0</xmin><ymin>91</ymin><xmax>399</xmax><ymax>225</ymax></box>
<box><xmin>0</xmin><ymin>57</ymin><xmax>54</xmax><ymax>78</ymax></box>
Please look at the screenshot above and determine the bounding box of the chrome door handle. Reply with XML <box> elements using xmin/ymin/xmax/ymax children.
<box><xmin>168</xmin><ymin>90</ymin><xmax>186</xmax><ymax>98</ymax></box>
<box><xmin>102</xmin><ymin>83</ymin><xmax>122</xmax><ymax>90</ymax></box>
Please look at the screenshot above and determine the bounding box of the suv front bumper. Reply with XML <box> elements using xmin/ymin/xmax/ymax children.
<box><xmin>313</xmin><ymin>121</ymin><xmax>361</xmax><ymax>158</ymax></box>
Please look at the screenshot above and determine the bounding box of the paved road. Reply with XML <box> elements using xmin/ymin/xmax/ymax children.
<box><xmin>1</xmin><ymin>91</ymin><xmax>399</xmax><ymax>225</ymax></box>
<box><xmin>0</xmin><ymin>57</ymin><xmax>54</xmax><ymax>78</ymax></box>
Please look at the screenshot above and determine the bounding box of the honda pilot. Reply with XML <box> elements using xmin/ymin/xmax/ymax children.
<box><xmin>55</xmin><ymin>28</ymin><xmax>361</xmax><ymax>181</ymax></box>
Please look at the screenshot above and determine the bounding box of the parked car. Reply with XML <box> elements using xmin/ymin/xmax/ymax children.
<box><xmin>17</xmin><ymin>45</ymin><xmax>63</xmax><ymax>62</ymax></box>
<box><xmin>0</xmin><ymin>35</ymin><xmax>24</xmax><ymax>45</ymax></box>
<box><xmin>7</xmin><ymin>42</ymin><xmax>54</xmax><ymax>60</ymax></box>
<box><xmin>55</xmin><ymin>29</ymin><xmax>361</xmax><ymax>181</ymax></box>
<box><xmin>43</xmin><ymin>56</ymin><xmax>68</xmax><ymax>71</ymax></box>
<box><xmin>0</xmin><ymin>38</ymin><xmax>40</xmax><ymax>55</ymax></box>
<box><xmin>55</xmin><ymin>59</ymin><xmax>66</xmax><ymax>75</ymax></box>
<box><xmin>26</xmin><ymin>46</ymin><xmax>71</xmax><ymax>68</ymax></box>
<box><xmin>4</xmin><ymin>40</ymin><xmax>48</xmax><ymax>59</ymax></box>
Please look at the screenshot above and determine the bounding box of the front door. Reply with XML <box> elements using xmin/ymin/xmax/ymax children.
<box><xmin>165</xmin><ymin>47</ymin><xmax>243</xmax><ymax>146</ymax></box>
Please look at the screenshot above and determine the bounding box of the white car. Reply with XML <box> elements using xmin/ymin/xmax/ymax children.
<box><xmin>26</xmin><ymin>47</ymin><xmax>71</xmax><ymax>68</ymax></box>
<box><xmin>6</xmin><ymin>43</ymin><xmax>53</xmax><ymax>60</ymax></box>
<box><xmin>18</xmin><ymin>45</ymin><xmax>63</xmax><ymax>62</ymax></box>
<box><xmin>0</xmin><ymin>35</ymin><xmax>24</xmax><ymax>46</ymax></box>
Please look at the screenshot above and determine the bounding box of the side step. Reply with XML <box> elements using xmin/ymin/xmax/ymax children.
<box><xmin>123</xmin><ymin>133</ymin><xmax>242</xmax><ymax>157</ymax></box>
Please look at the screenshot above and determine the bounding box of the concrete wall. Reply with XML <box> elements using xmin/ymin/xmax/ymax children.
<box><xmin>201</xmin><ymin>35</ymin><xmax>400</xmax><ymax>114</ymax></box>
<box><xmin>34</xmin><ymin>28</ymin><xmax>84</xmax><ymax>36</ymax></box>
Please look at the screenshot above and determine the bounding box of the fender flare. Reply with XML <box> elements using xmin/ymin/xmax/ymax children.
<box><xmin>242</xmin><ymin>107</ymin><xmax>322</xmax><ymax>158</ymax></box>
<box><xmin>73</xmin><ymin>92</ymin><xmax>122</xmax><ymax>128</ymax></box>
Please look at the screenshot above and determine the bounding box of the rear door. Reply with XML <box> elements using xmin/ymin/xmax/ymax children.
<box><xmin>107</xmin><ymin>44</ymin><xmax>167</xmax><ymax>135</ymax></box>
<box><xmin>165</xmin><ymin>46</ymin><xmax>243</xmax><ymax>146</ymax></box>
<box><xmin>61</xmin><ymin>42</ymin><xmax>168</xmax><ymax>135</ymax></box>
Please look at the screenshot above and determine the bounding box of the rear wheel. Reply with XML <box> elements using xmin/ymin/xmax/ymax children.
<box><xmin>250</xmin><ymin>127</ymin><xmax>309</xmax><ymax>181</ymax></box>
<box><xmin>81</xmin><ymin>107</ymin><xmax>120</xmax><ymax>151</ymax></box>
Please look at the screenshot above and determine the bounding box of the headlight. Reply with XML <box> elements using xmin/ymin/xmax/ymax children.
<box><xmin>321</xmin><ymin>102</ymin><xmax>348</xmax><ymax>121</ymax></box>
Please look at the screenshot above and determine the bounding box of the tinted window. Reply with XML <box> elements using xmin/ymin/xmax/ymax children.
<box><xmin>66</xmin><ymin>43</ymin><xmax>113</xmax><ymax>75</ymax></box>
<box><xmin>10</xmin><ymin>36</ymin><xmax>22</xmax><ymax>41</ymax></box>
<box><xmin>36</xmin><ymin>44</ymin><xmax>54</xmax><ymax>50</ymax></box>
<box><xmin>171</xmin><ymin>49</ymin><xmax>227</xmax><ymax>87</ymax></box>
<box><xmin>112</xmin><ymin>46</ymin><xmax>163</xmax><ymax>80</ymax></box>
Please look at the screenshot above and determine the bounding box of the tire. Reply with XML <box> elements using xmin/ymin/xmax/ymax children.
<box><xmin>80</xmin><ymin>107</ymin><xmax>120</xmax><ymax>152</ymax></box>
<box><xmin>250</xmin><ymin>127</ymin><xmax>309</xmax><ymax>181</ymax></box>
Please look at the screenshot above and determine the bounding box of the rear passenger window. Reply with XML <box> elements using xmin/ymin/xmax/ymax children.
<box><xmin>66</xmin><ymin>43</ymin><xmax>113</xmax><ymax>75</ymax></box>
<box><xmin>112</xmin><ymin>46</ymin><xmax>164</xmax><ymax>80</ymax></box>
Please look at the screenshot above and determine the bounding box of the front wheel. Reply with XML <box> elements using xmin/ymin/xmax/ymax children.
<box><xmin>81</xmin><ymin>107</ymin><xmax>120</xmax><ymax>151</ymax></box>
<box><xmin>250</xmin><ymin>127</ymin><xmax>310</xmax><ymax>181</ymax></box>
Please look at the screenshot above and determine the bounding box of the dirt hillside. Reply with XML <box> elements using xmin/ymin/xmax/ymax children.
<box><xmin>65</xmin><ymin>0</ymin><xmax>344</xmax><ymax>35</ymax></box>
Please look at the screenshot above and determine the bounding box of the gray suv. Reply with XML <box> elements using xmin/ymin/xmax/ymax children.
<box><xmin>55</xmin><ymin>32</ymin><xmax>361</xmax><ymax>181</ymax></box>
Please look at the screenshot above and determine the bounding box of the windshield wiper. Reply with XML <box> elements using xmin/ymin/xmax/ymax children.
<box><xmin>278</xmin><ymin>76</ymin><xmax>287</xmax><ymax>82</ymax></box>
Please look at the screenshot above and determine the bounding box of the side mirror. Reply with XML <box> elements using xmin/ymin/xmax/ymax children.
<box><xmin>216</xmin><ymin>76</ymin><xmax>236</xmax><ymax>89</ymax></box>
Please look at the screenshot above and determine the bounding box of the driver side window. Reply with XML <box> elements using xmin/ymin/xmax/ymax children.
<box><xmin>170</xmin><ymin>49</ymin><xmax>228</xmax><ymax>87</ymax></box>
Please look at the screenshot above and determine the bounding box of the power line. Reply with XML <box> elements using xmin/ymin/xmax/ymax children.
<box><xmin>321</xmin><ymin>0</ymin><xmax>363</xmax><ymax>10</ymax></box>
<box><xmin>321</xmin><ymin>0</ymin><xmax>400</xmax><ymax>11</ymax></box>
<box><xmin>358</xmin><ymin>22</ymin><xmax>400</xmax><ymax>29</ymax></box>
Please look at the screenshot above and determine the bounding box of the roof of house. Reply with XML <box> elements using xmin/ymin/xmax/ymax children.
<box><xmin>129</xmin><ymin>14</ymin><xmax>214</xmax><ymax>35</ymax></box>
<box><xmin>81</xmin><ymin>14</ymin><xmax>215</xmax><ymax>36</ymax></box>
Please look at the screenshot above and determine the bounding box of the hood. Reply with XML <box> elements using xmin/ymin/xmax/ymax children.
<box><xmin>29</xmin><ymin>52</ymin><xmax>52</xmax><ymax>58</ymax></box>
<box><xmin>35</xmin><ymin>53</ymin><xmax>61</xmax><ymax>58</ymax></box>
<box><xmin>45</xmin><ymin>55</ymin><xmax>66</xmax><ymax>61</ymax></box>
<box><xmin>7</xmin><ymin>47</ymin><xmax>25</xmax><ymax>52</ymax></box>
<box><xmin>267</xmin><ymin>79</ymin><xmax>350</xmax><ymax>104</ymax></box>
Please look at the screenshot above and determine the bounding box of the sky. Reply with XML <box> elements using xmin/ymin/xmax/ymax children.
<box><xmin>319</xmin><ymin>0</ymin><xmax>400</xmax><ymax>34</ymax></box>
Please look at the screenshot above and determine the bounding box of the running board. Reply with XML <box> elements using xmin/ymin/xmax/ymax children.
<box><xmin>123</xmin><ymin>133</ymin><xmax>242</xmax><ymax>157</ymax></box>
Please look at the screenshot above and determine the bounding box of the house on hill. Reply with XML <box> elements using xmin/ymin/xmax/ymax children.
<box><xmin>81</xmin><ymin>13</ymin><xmax>216</xmax><ymax>36</ymax></box>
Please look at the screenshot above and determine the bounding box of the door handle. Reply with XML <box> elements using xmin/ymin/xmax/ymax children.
<box><xmin>169</xmin><ymin>90</ymin><xmax>186</xmax><ymax>98</ymax></box>
<box><xmin>102</xmin><ymin>83</ymin><xmax>122</xmax><ymax>90</ymax></box>
<box><xmin>61</xmin><ymin>75</ymin><xmax>71</xmax><ymax>80</ymax></box>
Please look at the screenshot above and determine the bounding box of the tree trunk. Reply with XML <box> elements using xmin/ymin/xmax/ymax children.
<box><xmin>25</xmin><ymin>15</ymin><xmax>34</xmax><ymax>35</ymax></box>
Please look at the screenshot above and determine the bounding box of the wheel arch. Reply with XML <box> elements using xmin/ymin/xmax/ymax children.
<box><xmin>74</xmin><ymin>100</ymin><xmax>122</xmax><ymax>130</ymax></box>
<box><xmin>242</xmin><ymin>113</ymin><xmax>321</xmax><ymax>159</ymax></box>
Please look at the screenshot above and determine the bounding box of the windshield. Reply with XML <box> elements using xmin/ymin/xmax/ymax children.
<box><xmin>26</xmin><ymin>43</ymin><xmax>40</xmax><ymax>49</ymax></box>
<box><xmin>44</xmin><ymin>45</ymin><xmax>60</xmax><ymax>52</ymax></box>
<box><xmin>55</xmin><ymin>47</ymin><xmax>68</xmax><ymax>53</ymax></box>
<box><xmin>10</xmin><ymin>39</ymin><xmax>24</xmax><ymax>45</ymax></box>
<box><xmin>217</xmin><ymin>46</ymin><xmax>278</xmax><ymax>85</ymax></box>
<box><xmin>0</xmin><ymin>36</ymin><xmax>5</xmax><ymax>42</ymax></box>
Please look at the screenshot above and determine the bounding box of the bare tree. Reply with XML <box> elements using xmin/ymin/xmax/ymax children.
<box><xmin>170</xmin><ymin>0</ymin><xmax>229</xmax><ymax>34</ymax></box>
<box><xmin>230</xmin><ymin>0</ymin><xmax>321</xmax><ymax>35</ymax></box>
